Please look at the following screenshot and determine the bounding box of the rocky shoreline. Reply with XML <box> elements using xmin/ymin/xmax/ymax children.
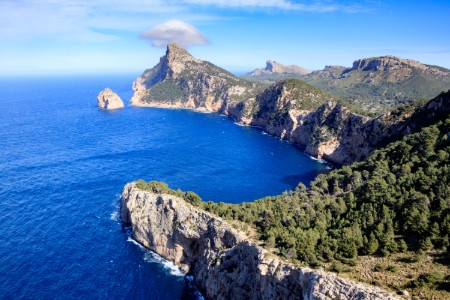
<box><xmin>120</xmin><ymin>182</ymin><xmax>398</xmax><ymax>300</ymax></box>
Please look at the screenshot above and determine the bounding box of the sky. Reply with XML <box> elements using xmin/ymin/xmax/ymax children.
<box><xmin>1</xmin><ymin>0</ymin><xmax>450</xmax><ymax>75</ymax></box>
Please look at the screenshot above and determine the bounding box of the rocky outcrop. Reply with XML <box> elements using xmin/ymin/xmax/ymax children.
<box><xmin>351</xmin><ymin>55</ymin><xmax>450</xmax><ymax>77</ymax></box>
<box><xmin>250</xmin><ymin>60</ymin><xmax>311</xmax><ymax>76</ymax></box>
<box><xmin>97</xmin><ymin>88</ymin><xmax>124</xmax><ymax>110</ymax></box>
<box><xmin>120</xmin><ymin>182</ymin><xmax>398</xmax><ymax>300</ymax></box>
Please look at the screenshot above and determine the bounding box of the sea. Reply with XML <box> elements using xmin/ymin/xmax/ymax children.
<box><xmin>0</xmin><ymin>74</ymin><xmax>328</xmax><ymax>299</ymax></box>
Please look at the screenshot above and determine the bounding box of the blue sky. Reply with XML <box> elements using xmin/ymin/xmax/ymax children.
<box><xmin>1</xmin><ymin>0</ymin><xmax>449</xmax><ymax>75</ymax></box>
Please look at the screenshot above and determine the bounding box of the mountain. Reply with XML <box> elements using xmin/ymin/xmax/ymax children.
<box><xmin>131</xmin><ymin>45</ymin><xmax>450</xmax><ymax>165</ymax></box>
<box><xmin>242</xmin><ymin>60</ymin><xmax>311</xmax><ymax>83</ymax></box>
<box><xmin>131</xmin><ymin>43</ymin><xmax>262</xmax><ymax>113</ymax></box>
<box><xmin>300</xmin><ymin>55</ymin><xmax>450</xmax><ymax>113</ymax></box>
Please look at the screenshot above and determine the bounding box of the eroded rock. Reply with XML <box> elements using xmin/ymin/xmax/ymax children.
<box><xmin>97</xmin><ymin>88</ymin><xmax>124</xmax><ymax>110</ymax></box>
<box><xmin>121</xmin><ymin>182</ymin><xmax>398</xmax><ymax>300</ymax></box>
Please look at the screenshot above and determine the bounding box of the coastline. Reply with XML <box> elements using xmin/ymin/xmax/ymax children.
<box><xmin>130</xmin><ymin>100</ymin><xmax>334</xmax><ymax>167</ymax></box>
<box><xmin>120</xmin><ymin>182</ymin><xmax>398</xmax><ymax>300</ymax></box>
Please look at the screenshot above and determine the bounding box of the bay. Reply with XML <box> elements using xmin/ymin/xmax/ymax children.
<box><xmin>0</xmin><ymin>74</ymin><xmax>327</xmax><ymax>299</ymax></box>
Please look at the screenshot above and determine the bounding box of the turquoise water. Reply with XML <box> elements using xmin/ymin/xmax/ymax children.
<box><xmin>0</xmin><ymin>74</ymin><xmax>327</xmax><ymax>299</ymax></box>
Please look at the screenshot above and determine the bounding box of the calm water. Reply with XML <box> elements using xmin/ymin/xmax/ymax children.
<box><xmin>0</xmin><ymin>74</ymin><xmax>327</xmax><ymax>299</ymax></box>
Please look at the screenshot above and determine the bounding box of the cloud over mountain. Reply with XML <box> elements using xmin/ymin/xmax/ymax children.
<box><xmin>140</xmin><ymin>20</ymin><xmax>208</xmax><ymax>48</ymax></box>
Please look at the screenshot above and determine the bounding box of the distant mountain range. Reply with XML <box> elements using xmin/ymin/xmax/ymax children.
<box><xmin>243</xmin><ymin>56</ymin><xmax>450</xmax><ymax>113</ymax></box>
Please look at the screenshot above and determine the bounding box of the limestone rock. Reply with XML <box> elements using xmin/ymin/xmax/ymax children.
<box><xmin>97</xmin><ymin>88</ymin><xmax>124</xmax><ymax>110</ymax></box>
<box><xmin>121</xmin><ymin>183</ymin><xmax>399</xmax><ymax>300</ymax></box>
<box><xmin>250</xmin><ymin>60</ymin><xmax>311</xmax><ymax>76</ymax></box>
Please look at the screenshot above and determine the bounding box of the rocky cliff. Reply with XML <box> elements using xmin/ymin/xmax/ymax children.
<box><xmin>120</xmin><ymin>182</ymin><xmax>398</xmax><ymax>300</ymax></box>
<box><xmin>131</xmin><ymin>45</ymin><xmax>450</xmax><ymax>165</ymax></box>
<box><xmin>241</xmin><ymin>82</ymin><xmax>450</xmax><ymax>164</ymax></box>
<box><xmin>97</xmin><ymin>88</ymin><xmax>124</xmax><ymax>110</ymax></box>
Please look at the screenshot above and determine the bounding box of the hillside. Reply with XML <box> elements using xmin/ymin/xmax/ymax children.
<box><xmin>243</xmin><ymin>56</ymin><xmax>450</xmax><ymax>113</ymax></box>
<box><xmin>301</xmin><ymin>56</ymin><xmax>450</xmax><ymax>113</ymax></box>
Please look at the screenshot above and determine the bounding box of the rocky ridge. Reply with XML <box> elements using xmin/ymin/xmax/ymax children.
<box><xmin>250</xmin><ymin>60</ymin><xmax>311</xmax><ymax>76</ymax></box>
<box><xmin>97</xmin><ymin>88</ymin><xmax>124</xmax><ymax>110</ymax></box>
<box><xmin>130</xmin><ymin>45</ymin><xmax>450</xmax><ymax>164</ymax></box>
<box><xmin>300</xmin><ymin>56</ymin><xmax>450</xmax><ymax>112</ymax></box>
<box><xmin>120</xmin><ymin>182</ymin><xmax>398</xmax><ymax>300</ymax></box>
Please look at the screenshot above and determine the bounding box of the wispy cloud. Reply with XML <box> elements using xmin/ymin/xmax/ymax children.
<box><xmin>182</xmin><ymin>0</ymin><xmax>369</xmax><ymax>13</ymax></box>
<box><xmin>0</xmin><ymin>0</ymin><xmax>372</xmax><ymax>45</ymax></box>
<box><xmin>0</xmin><ymin>0</ymin><xmax>187</xmax><ymax>42</ymax></box>
<box><xmin>140</xmin><ymin>20</ymin><xmax>208</xmax><ymax>47</ymax></box>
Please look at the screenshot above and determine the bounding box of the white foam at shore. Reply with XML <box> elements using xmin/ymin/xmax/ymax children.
<box><xmin>127</xmin><ymin>237</ymin><xmax>184</xmax><ymax>277</ymax></box>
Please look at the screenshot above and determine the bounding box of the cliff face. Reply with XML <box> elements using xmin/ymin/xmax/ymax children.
<box><xmin>97</xmin><ymin>88</ymin><xmax>124</xmax><ymax>110</ymax></box>
<box><xmin>131</xmin><ymin>44</ymin><xmax>450</xmax><ymax>165</ymax></box>
<box><xmin>121</xmin><ymin>182</ymin><xmax>398</xmax><ymax>300</ymax></box>
<box><xmin>241</xmin><ymin>85</ymin><xmax>450</xmax><ymax>164</ymax></box>
<box><xmin>131</xmin><ymin>43</ymin><xmax>260</xmax><ymax>113</ymax></box>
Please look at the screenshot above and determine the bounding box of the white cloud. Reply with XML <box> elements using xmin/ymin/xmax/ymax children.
<box><xmin>140</xmin><ymin>20</ymin><xmax>208</xmax><ymax>47</ymax></box>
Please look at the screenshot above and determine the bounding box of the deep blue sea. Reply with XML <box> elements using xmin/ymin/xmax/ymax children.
<box><xmin>0</xmin><ymin>74</ymin><xmax>328</xmax><ymax>299</ymax></box>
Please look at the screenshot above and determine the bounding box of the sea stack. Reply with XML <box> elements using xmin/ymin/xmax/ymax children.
<box><xmin>97</xmin><ymin>88</ymin><xmax>124</xmax><ymax>110</ymax></box>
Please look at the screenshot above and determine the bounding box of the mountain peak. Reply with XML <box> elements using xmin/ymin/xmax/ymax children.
<box><xmin>166</xmin><ymin>43</ymin><xmax>190</xmax><ymax>56</ymax></box>
<box><xmin>250</xmin><ymin>60</ymin><xmax>311</xmax><ymax>76</ymax></box>
<box><xmin>162</xmin><ymin>43</ymin><xmax>201</xmax><ymax>75</ymax></box>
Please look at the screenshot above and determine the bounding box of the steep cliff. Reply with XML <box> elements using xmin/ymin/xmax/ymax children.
<box><xmin>239</xmin><ymin>80</ymin><xmax>450</xmax><ymax>164</ymax></box>
<box><xmin>121</xmin><ymin>182</ymin><xmax>398</xmax><ymax>300</ymax></box>
<box><xmin>131</xmin><ymin>45</ymin><xmax>450</xmax><ymax>165</ymax></box>
<box><xmin>131</xmin><ymin>43</ymin><xmax>261</xmax><ymax>113</ymax></box>
<box><xmin>97</xmin><ymin>88</ymin><xmax>124</xmax><ymax>110</ymax></box>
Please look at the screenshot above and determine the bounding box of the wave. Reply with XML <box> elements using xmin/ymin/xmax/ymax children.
<box><xmin>144</xmin><ymin>251</ymin><xmax>185</xmax><ymax>277</ymax></box>
<box><xmin>110</xmin><ymin>211</ymin><xmax>119</xmax><ymax>222</ymax></box>
<box><xmin>308</xmin><ymin>155</ymin><xmax>329</xmax><ymax>164</ymax></box>
<box><xmin>127</xmin><ymin>237</ymin><xmax>185</xmax><ymax>277</ymax></box>
<box><xmin>110</xmin><ymin>197</ymin><xmax>120</xmax><ymax>222</ymax></box>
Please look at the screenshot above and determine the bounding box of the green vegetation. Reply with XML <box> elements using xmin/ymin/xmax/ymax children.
<box><xmin>300</xmin><ymin>66</ymin><xmax>450</xmax><ymax>114</ymax></box>
<box><xmin>254</xmin><ymin>79</ymin><xmax>376</xmax><ymax>120</ymax></box>
<box><xmin>200</xmin><ymin>119</ymin><xmax>450</xmax><ymax>264</ymax></box>
<box><xmin>242</xmin><ymin>72</ymin><xmax>305</xmax><ymax>84</ymax></box>
<box><xmin>143</xmin><ymin>80</ymin><xmax>184</xmax><ymax>103</ymax></box>
<box><xmin>135</xmin><ymin>180</ymin><xmax>202</xmax><ymax>207</ymax></box>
